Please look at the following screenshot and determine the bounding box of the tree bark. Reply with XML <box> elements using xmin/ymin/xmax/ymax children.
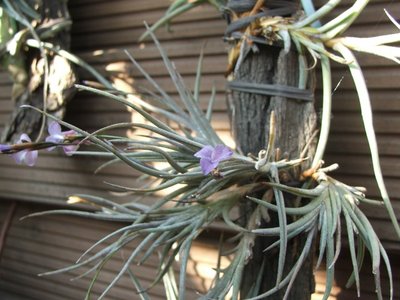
<box><xmin>228</xmin><ymin>44</ymin><xmax>317</xmax><ymax>299</ymax></box>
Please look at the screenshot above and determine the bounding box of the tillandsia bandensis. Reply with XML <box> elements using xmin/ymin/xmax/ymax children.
<box><xmin>140</xmin><ymin>2</ymin><xmax>400</xmax><ymax>298</ymax></box>
<box><xmin>1</xmin><ymin>0</ymin><xmax>400</xmax><ymax>300</ymax></box>
<box><xmin>141</xmin><ymin>0</ymin><xmax>400</xmax><ymax>244</ymax></box>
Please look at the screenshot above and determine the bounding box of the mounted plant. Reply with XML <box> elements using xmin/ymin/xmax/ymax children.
<box><xmin>0</xmin><ymin>0</ymin><xmax>114</xmax><ymax>143</ymax></box>
<box><xmin>141</xmin><ymin>1</ymin><xmax>400</xmax><ymax>297</ymax></box>
<box><xmin>0</xmin><ymin>0</ymin><xmax>400</xmax><ymax>299</ymax></box>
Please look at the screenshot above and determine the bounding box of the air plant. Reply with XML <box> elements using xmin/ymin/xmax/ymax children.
<box><xmin>252</xmin><ymin>0</ymin><xmax>400</xmax><ymax>241</ymax></box>
<box><xmin>2</xmin><ymin>0</ymin><xmax>400</xmax><ymax>299</ymax></box>
<box><xmin>12</xmin><ymin>28</ymin><xmax>396</xmax><ymax>300</ymax></box>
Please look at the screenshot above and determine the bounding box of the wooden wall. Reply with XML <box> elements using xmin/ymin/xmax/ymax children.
<box><xmin>0</xmin><ymin>0</ymin><xmax>400</xmax><ymax>299</ymax></box>
<box><xmin>0</xmin><ymin>200</ymin><xmax>224</xmax><ymax>299</ymax></box>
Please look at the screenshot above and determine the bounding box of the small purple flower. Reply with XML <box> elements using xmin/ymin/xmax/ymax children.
<box><xmin>0</xmin><ymin>144</ymin><xmax>12</xmax><ymax>153</ymax></box>
<box><xmin>194</xmin><ymin>144</ymin><xmax>233</xmax><ymax>175</ymax></box>
<box><xmin>12</xmin><ymin>133</ymin><xmax>38</xmax><ymax>167</ymax></box>
<box><xmin>45</xmin><ymin>121</ymin><xmax>79</xmax><ymax>155</ymax></box>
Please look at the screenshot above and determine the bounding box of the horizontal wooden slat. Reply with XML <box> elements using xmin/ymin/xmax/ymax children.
<box><xmin>0</xmin><ymin>151</ymin><xmax>137</xmax><ymax>177</ymax></box>
<box><xmin>66</xmin><ymin>92</ymin><xmax>229</xmax><ymax>112</ymax></box>
<box><xmin>68</xmin><ymin>0</ymin><xmax>109</xmax><ymax>8</ymax></box>
<box><xmin>66</xmin><ymin>109</ymin><xmax>230</xmax><ymax>130</ymax></box>
<box><xmin>329</xmin><ymin>89</ymin><xmax>400</xmax><ymax>112</ymax></box>
<box><xmin>330</xmin><ymin>1</ymin><xmax>400</xmax><ymax>26</ymax></box>
<box><xmin>69</xmin><ymin>0</ymin><xmax>169</xmax><ymax>19</ymax></box>
<box><xmin>0</xmin><ymin>202</ymin><xmax>222</xmax><ymax>299</ymax></box>
<box><xmin>326</xmin><ymin>133</ymin><xmax>400</xmax><ymax>156</ymax></box>
<box><xmin>0</xmin><ymin>101</ymin><xmax>13</xmax><ymax>112</ymax></box>
<box><xmin>0</xmin><ymin>165</ymin><xmax>143</xmax><ymax>193</ymax></box>
<box><xmin>103</xmin><ymin>54</ymin><xmax>227</xmax><ymax>76</ymax></box>
<box><xmin>0</xmin><ymin>177</ymin><xmax>130</xmax><ymax>203</ymax></box>
<box><xmin>1</xmin><ymin>73</ymin><xmax>227</xmax><ymax>96</ymax></box>
<box><xmin>71</xmin><ymin>19</ymin><xmax>225</xmax><ymax>51</ymax></box>
<box><xmin>320</xmin><ymin>66</ymin><xmax>400</xmax><ymax>90</ymax></box>
<box><xmin>0</xmin><ymin>289</ymin><xmax>38</xmax><ymax>300</ymax></box>
<box><xmin>0</xmin><ymin>278</ymin><xmax>70</xmax><ymax>300</ymax></box>
<box><xmin>0</xmin><ymin>71</ymin><xmax>11</xmax><ymax>83</ymax></box>
<box><xmin>324</xmin><ymin>153</ymin><xmax>400</xmax><ymax>178</ymax></box>
<box><xmin>71</xmin><ymin>4</ymin><xmax>220</xmax><ymax>34</ymax></box>
<box><xmin>330</xmin><ymin>112</ymin><xmax>400</xmax><ymax>134</ymax></box>
<box><xmin>78</xmin><ymin>38</ymin><xmax>227</xmax><ymax>63</ymax></box>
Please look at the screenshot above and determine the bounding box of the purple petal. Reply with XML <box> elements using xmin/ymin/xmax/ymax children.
<box><xmin>200</xmin><ymin>158</ymin><xmax>218</xmax><ymax>175</ymax></box>
<box><xmin>0</xmin><ymin>144</ymin><xmax>11</xmax><ymax>152</ymax></box>
<box><xmin>211</xmin><ymin>145</ymin><xmax>233</xmax><ymax>163</ymax></box>
<box><xmin>12</xmin><ymin>150</ymin><xmax>38</xmax><ymax>166</ymax></box>
<box><xmin>63</xmin><ymin>144</ymin><xmax>79</xmax><ymax>156</ymax></box>
<box><xmin>18</xmin><ymin>133</ymin><xmax>31</xmax><ymax>143</ymax></box>
<box><xmin>48</xmin><ymin>121</ymin><xmax>62</xmax><ymax>135</ymax></box>
<box><xmin>12</xmin><ymin>151</ymin><xmax>25</xmax><ymax>165</ymax></box>
<box><xmin>46</xmin><ymin>134</ymin><xmax>64</xmax><ymax>144</ymax></box>
<box><xmin>45</xmin><ymin>135</ymin><xmax>61</xmax><ymax>152</ymax></box>
<box><xmin>24</xmin><ymin>150</ymin><xmax>38</xmax><ymax>166</ymax></box>
<box><xmin>63</xmin><ymin>129</ymin><xmax>77</xmax><ymax>136</ymax></box>
<box><xmin>194</xmin><ymin>145</ymin><xmax>213</xmax><ymax>159</ymax></box>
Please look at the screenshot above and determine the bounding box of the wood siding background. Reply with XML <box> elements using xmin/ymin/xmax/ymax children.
<box><xmin>0</xmin><ymin>0</ymin><xmax>399</xmax><ymax>299</ymax></box>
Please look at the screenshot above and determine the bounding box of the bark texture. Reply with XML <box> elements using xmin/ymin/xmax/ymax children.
<box><xmin>1</xmin><ymin>0</ymin><xmax>76</xmax><ymax>143</ymax></box>
<box><xmin>228</xmin><ymin>44</ymin><xmax>317</xmax><ymax>299</ymax></box>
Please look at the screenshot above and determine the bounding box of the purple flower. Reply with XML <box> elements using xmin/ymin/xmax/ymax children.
<box><xmin>45</xmin><ymin>121</ymin><xmax>78</xmax><ymax>155</ymax></box>
<box><xmin>12</xmin><ymin>134</ymin><xmax>38</xmax><ymax>167</ymax></box>
<box><xmin>0</xmin><ymin>144</ymin><xmax>11</xmax><ymax>153</ymax></box>
<box><xmin>194</xmin><ymin>144</ymin><xmax>233</xmax><ymax>175</ymax></box>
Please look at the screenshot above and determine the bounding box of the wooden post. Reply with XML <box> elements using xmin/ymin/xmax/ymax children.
<box><xmin>227</xmin><ymin>30</ymin><xmax>318</xmax><ymax>300</ymax></box>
